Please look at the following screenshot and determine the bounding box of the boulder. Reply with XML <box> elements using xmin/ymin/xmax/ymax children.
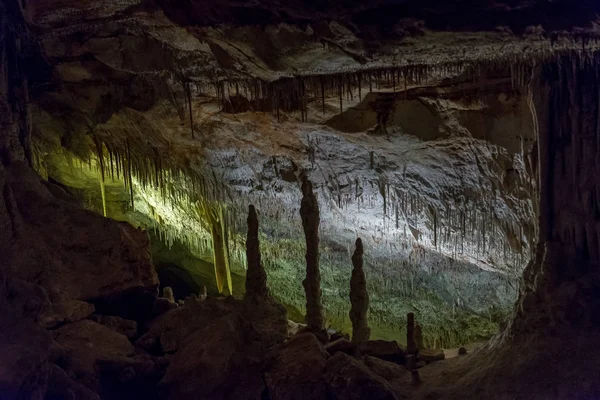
<box><xmin>45</xmin><ymin>364</ymin><xmax>100</xmax><ymax>400</ymax></box>
<box><xmin>96</xmin><ymin>315</ymin><xmax>138</xmax><ymax>339</ymax></box>
<box><xmin>287</xmin><ymin>320</ymin><xmax>307</xmax><ymax>337</ymax></box>
<box><xmin>153</xmin><ymin>297</ymin><xmax>178</xmax><ymax>316</ymax></box>
<box><xmin>418</xmin><ymin>348</ymin><xmax>445</xmax><ymax>364</ymax></box>
<box><xmin>326</xmin><ymin>338</ymin><xmax>358</xmax><ymax>356</ymax></box>
<box><xmin>159</xmin><ymin>313</ymin><xmax>266</xmax><ymax>400</ymax></box>
<box><xmin>53</xmin><ymin>300</ymin><xmax>95</xmax><ymax>324</ymax></box>
<box><xmin>95</xmin><ymin>354</ymin><xmax>169</xmax><ymax>398</ymax></box>
<box><xmin>264</xmin><ymin>333</ymin><xmax>330</xmax><ymax>400</ymax></box>
<box><xmin>53</xmin><ymin>320</ymin><xmax>135</xmax><ymax>391</ymax></box>
<box><xmin>325</xmin><ymin>352</ymin><xmax>398</xmax><ymax>400</ymax></box>
<box><xmin>363</xmin><ymin>355</ymin><xmax>411</xmax><ymax>399</ymax></box>
<box><xmin>329</xmin><ymin>331</ymin><xmax>349</xmax><ymax>342</ymax></box>
<box><xmin>358</xmin><ymin>340</ymin><xmax>406</xmax><ymax>365</ymax></box>
<box><xmin>4</xmin><ymin>279</ymin><xmax>58</xmax><ymax>328</ymax></box>
<box><xmin>0</xmin><ymin>318</ymin><xmax>53</xmax><ymax>400</ymax></box>
<box><xmin>3</xmin><ymin>165</ymin><xmax>158</xmax><ymax>306</ymax></box>
<box><xmin>144</xmin><ymin>296</ymin><xmax>239</xmax><ymax>354</ymax></box>
<box><xmin>363</xmin><ymin>355</ymin><xmax>410</xmax><ymax>384</ymax></box>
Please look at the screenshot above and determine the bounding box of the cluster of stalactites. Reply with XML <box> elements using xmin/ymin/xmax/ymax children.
<box><xmin>194</xmin><ymin>52</ymin><xmax>597</xmax><ymax>119</ymax></box>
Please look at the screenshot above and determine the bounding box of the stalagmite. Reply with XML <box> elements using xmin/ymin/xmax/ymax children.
<box><xmin>244</xmin><ymin>205</ymin><xmax>269</xmax><ymax>300</ymax></box>
<box><xmin>300</xmin><ymin>176</ymin><xmax>325</xmax><ymax>332</ymax></box>
<box><xmin>414</xmin><ymin>323</ymin><xmax>425</xmax><ymax>349</ymax></box>
<box><xmin>349</xmin><ymin>238</ymin><xmax>370</xmax><ymax>343</ymax></box>
<box><xmin>407</xmin><ymin>312</ymin><xmax>418</xmax><ymax>355</ymax></box>
<box><xmin>163</xmin><ymin>286</ymin><xmax>175</xmax><ymax>303</ymax></box>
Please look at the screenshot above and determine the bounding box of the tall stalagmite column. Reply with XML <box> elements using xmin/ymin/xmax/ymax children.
<box><xmin>407</xmin><ymin>312</ymin><xmax>417</xmax><ymax>355</ymax></box>
<box><xmin>350</xmin><ymin>238</ymin><xmax>370</xmax><ymax>343</ymax></box>
<box><xmin>300</xmin><ymin>176</ymin><xmax>325</xmax><ymax>331</ymax></box>
<box><xmin>245</xmin><ymin>204</ymin><xmax>269</xmax><ymax>301</ymax></box>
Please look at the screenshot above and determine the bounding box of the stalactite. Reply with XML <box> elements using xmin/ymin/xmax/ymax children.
<box><xmin>185</xmin><ymin>82</ymin><xmax>194</xmax><ymax>139</ymax></box>
<box><xmin>94</xmin><ymin>137</ymin><xmax>107</xmax><ymax>217</ymax></box>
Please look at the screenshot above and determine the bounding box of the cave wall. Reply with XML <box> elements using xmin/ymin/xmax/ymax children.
<box><xmin>511</xmin><ymin>55</ymin><xmax>600</xmax><ymax>336</ymax></box>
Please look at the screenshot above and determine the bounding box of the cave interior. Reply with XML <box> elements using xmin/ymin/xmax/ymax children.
<box><xmin>1</xmin><ymin>0</ymin><xmax>600</xmax><ymax>399</ymax></box>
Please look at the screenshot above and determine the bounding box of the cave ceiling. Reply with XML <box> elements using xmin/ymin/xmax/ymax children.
<box><xmin>14</xmin><ymin>0</ymin><xmax>600</xmax><ymax>344</ymax></box>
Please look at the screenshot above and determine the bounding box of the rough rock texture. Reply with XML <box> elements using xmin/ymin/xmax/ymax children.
<box><xmin>159</xmin><ymin>313</ymin><xmax>266</xmax><ymax>400</ymax></box>
<box><xmin>244</xmin><ymin>204</ymin><xmax>269</xmax><ymax>300</ymax></box>
<box><xmin>46</xmin><ymin>364</ymin><xmax>100</xmax><ymax>400</ymax></box>
<box><xmin>326</xmin><ymin>338</ymin><xmax>358</xmax><ymax>356</ymax></box>
<box><xmin>326</xmin><ymin>352</ymin><xmax>398</xmax><ymax>400</ymax></box>
<box><xmin>53</xmin><ymin>320</ymin><xmax>135</xmax><ymax>391</ymax></box>
<box><xmin>141</xmin><ymin>296</ymin><xmax>240</xmax><ymax>354</ymax></box>
<box><xmin>358</xmin><ymin>340</ymin><xmax>406</xmax><ymax>365</ymax></box>
<box><xmin>406</xmin><ymin>313</ymin><xmax>417</xmax><ymax>355</ymax></box>
<box><xmin>363</xmin><ymin>355</ymin><xmax>411</xmax><ymax>398</ymax></box>
<box><xmin>264</xmin><ymin>333</ymin><xmax>330</xmax><ymax>400</ymax></box>
<box><xmin>1</xmin><ymin>164</ymin><xmax>159</xmax><ymax>305</ymax></box>
<box><xmin>349</xmin><ymin>237</ymin><xmax>370</xmax><ymax>343</ymax></box>
<box><xmin>0</xmin><ymin>317</ymin><xmax>53</xmax><ymax>400</ymax></box>
<box><xmin>300</xmin><ymin>177</ymin><xmax>325</xmax><ymax>332</ymax></box>
<box><xmin>53</xmin><ymin>301</ymin><xmax>96</xmax><ymax>324</ymax></box>
<box><xmin>96</xmin><ymin>315</ymin><xmax>139</xmax><ymax>339</ymax></box>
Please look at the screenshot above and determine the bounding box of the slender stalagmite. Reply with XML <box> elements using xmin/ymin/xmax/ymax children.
<box><xmin>244</xmin><ymin>205</ymin><xmax>269</xmax><ymax>301</ymax></box>
<box><xmin>414</xmin><ymin>323</ymin><xmax>425</xmax><ymax>349</ymax></box>
<box><xmin>300</xmin><ymin>176</ymin><xmax>325</xmax><ymax>332</ymax></box>
<box><xmin>350</xmin><ymin>238</ymin><xmax>370</xmax><ymax>343</ymax></box>
<box><xmin>407</xmin><ymin>312</ymin><xmax>417</xmax><ymax>355</ymax></box>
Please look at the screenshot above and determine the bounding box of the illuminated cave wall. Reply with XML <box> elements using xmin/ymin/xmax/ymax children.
<box><xmin>32</xmin><ymin>69</ymin><xmax>537</xmax><ymax>348</ymax></box>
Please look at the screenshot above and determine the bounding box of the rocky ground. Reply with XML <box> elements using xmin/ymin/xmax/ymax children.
<box><xmin>0</xmin><ymin>163</ymin><xmax>448</xmax><ymax>400</ymax></box>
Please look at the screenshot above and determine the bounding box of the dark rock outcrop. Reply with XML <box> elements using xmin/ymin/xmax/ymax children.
<box><xmin>326</xmin><ymin>338</ymin><xmax>358</xmax><ymax>356</ymax></box>
<box><xmin>53</xmin><ymin>300</ymin><xmax>95</xmax><ymax>324</ymax></box>
<box><xmin>95</xmin><ymin>315</ymin><xmax>139</xmax><ymax>339</ymax></box>
<box><xmin>363</xmin><ymin>355</ymin><xmax>411</xmax><ymax>398</ymax></box>
<box><xmin>2</xmin><ymin>164</ymin><xmax>159</xmax><ymax>306</ymax></box>
<box><xmin>358</xmin><ymin>340</ymin><xmax>406</xmax><ymax>365</ymax></box>
<box><xmin>52</xmin><ymin>320</ymin><xmax>135</xmax><ymax>391</ymax></box>
<box><xmin>45</xmin><ymin>364</ymin><xmax>100</xmax><ymax>400</ymax></box>
<box><xmin>159</xmin><ymin>313</ymin><xmax>266</xmax><ymax>400</ymax></box>
<box><xmin>326</xmin><ymin>352</ymin><xmax>398</xmax><ymax>400</ymax></box>
<box><xmin>0</xmin><ymin>317</ymin><xmax>53</xmax><ymax>400</ymax></box>
<box><xmin>264</xmin><ymin>333</ymin><xmax>330</xmax><ymax>400</ymax></box>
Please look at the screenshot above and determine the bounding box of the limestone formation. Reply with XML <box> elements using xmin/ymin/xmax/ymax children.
<box><xmin>350</xmin><ymin>237</ymin><xmax>370</xmax><ymax>343</ymax></box>
<box><xmin>163</xmin><ymin>287</ymin><xmax>175</xmax><ymax>303</ymax></box>
<box><xmin>244</xmin><ymin>205</ymin><xmax>269</xmax><ymax>301</ymax></box>
<box><xmin>414</xmin><ymin>323</ymin><xmax>425</xmax><ymax>349</ymax></box>
<box><xmin>300</xmin><ymin>176</ymin><xmax>325</xmax><ymax>332</ymax></box>
<box><xmin>406</xmin><ymin>313</ymin><xmax>417</xmax><ymax>355</ymax></box>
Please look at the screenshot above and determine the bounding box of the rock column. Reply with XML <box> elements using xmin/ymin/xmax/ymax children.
<box><xmin>300</xmin><ymin>176</ymin><xmax>325</xmax><ymax>332</ymax></box>
<box><xmin>414</xmin><ymin>323</ymin><xmax>425</xmax><ymax>349</ymax></box>
<box><xmin>349</xmin><ymin>238</ymin><xmax>370</xmax><ymax>343</ymax></box>
<box><xmin>244</xmin><ymin>205</ymin><xmax>269</xmax><ymax>301</ymax></box>
<box><xmin>406</xmin><ymin>312</ymin><xmax>417</xmax><ymax>355</ymax></box>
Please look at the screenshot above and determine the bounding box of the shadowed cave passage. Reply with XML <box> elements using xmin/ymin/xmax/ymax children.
<box><xmin>2</xmin><ymin>0</ymin><xmax>600</xmax><ymax>399</ymax></box>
